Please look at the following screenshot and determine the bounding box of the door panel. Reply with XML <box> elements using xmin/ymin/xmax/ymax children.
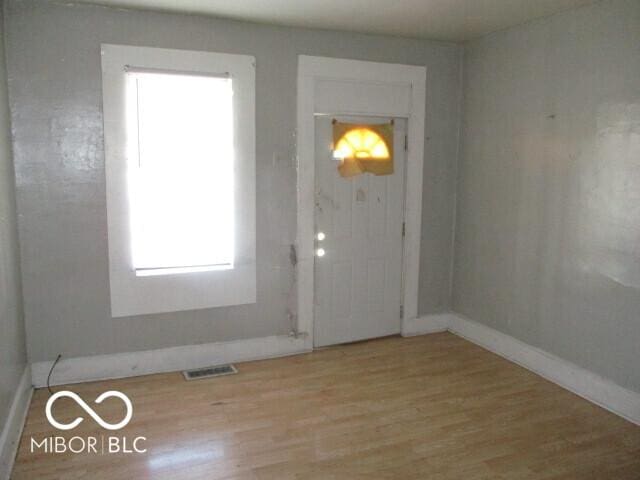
<box><xmin>314</xmin><ymin>116</ymin><xmax>406</xmax><ymax>347</ymax></box>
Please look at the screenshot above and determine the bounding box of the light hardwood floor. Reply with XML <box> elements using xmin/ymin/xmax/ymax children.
<box><xmin>12</xmin><ymin>333</ymin><xmax>640</xmax><ymax>479</ymax></box>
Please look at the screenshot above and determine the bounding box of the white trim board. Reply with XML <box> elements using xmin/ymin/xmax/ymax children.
<box><xmin>0</xmin><ymin>366</ymin><xmax>33</xmax><ymax>480</ymax></box>
<box><xmin>296</xmin><ymin>55</ymin><xmax>426</xmax><ymax>348</ymax></box>
<box><xmin>407</xmin><ymin>313</ymin><xmax>640</xmax><ymax>426</ymax></box>
<box><xmin>32</xmin><ymin>334</ymin><xmax>308</xmax><ymax>388</ymax></box>
<box><xmin>401</xmin><ymin>313</ymin><xmax>452</xmax><ymax>336</ymax></box>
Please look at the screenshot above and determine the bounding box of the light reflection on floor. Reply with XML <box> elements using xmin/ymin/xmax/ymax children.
<box><xmin>147</xmin><ymin>444</ymin><xmax>225</xmax><ymax>470</ymax></box>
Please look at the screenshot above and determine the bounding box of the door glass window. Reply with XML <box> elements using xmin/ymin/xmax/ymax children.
<box><xmin>332</xmin><ymin>121</ymin><xmax>394</xmax><ymax>178</ymax></box>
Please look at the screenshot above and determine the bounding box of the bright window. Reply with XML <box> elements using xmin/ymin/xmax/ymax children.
<box><xmin>101</xmin><ymin>45</ymin><xmax>256</xmax><ymax>317</ymax></box>
<box><xmin>126</xmin><ymin>70</ymin><xmax>234</xmax><ymax>275</ymax></box>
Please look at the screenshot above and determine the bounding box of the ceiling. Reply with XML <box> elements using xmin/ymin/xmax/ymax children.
<box><xmin>72</xmin><ymin>0</ymin><xmax>597</xmax><ymax>42</ymax></box>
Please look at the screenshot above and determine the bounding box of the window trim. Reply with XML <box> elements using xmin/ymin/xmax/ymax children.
<box><xmin>101</xmin><ymin>44</ymin><xmax>256</xmax><ymax>318</ymax></box>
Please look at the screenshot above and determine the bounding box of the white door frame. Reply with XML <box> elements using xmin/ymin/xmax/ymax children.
<box><xmin>296</xmin><ymin>55</ymin><xmax>426</xmax><ymax>349</ymax></box>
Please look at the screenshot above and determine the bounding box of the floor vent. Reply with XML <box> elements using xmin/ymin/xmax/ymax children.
<box><xmin>183</xmin><ymin>364</ymin><xmax>238</xmax><ymax>381</ymax></box>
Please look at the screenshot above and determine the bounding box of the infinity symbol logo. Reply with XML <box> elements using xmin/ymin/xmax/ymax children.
<box><xmin>45</xmin><ymin>391</ymin><xmax>133</xmax><ymax>431</ymax></box>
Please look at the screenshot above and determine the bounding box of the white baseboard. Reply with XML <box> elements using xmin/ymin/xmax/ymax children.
<box><xmin>403</xmin><ymin>312</ymin><xmax>640</xmax><ymax>425</ymax></box>
<box><xmin>447</xmin><ymin>313</ymin><xmax>640</xmax><ymax>426</ymax></box>
<box><xmin>401</xmin><ymin>313</ymin><xmax>452</xmax><ymax>336</ymax></box>
<box><xmin>0</xmin><ymin>366</ymin><xmax>33</xmax><ymax>480</ymax></box>
<box><xmin>28</xmin><ymin>314</ymin><xmax>640</xmax><ymax>427</ymax></box>
<box><xmin>32</xmin><ymin>334</ymin><xmax>309</xmax><ymax>388</ymax></box>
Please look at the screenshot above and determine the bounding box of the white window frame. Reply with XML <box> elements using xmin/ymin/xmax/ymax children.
<box><xmin>101</xmin><ymin>44</ymin><xmax>256</xmax><ymax>317</ymax></box>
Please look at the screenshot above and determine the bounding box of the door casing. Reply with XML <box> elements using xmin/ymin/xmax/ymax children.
<box><xmin>296</xmin><ymin>55</ymin><xmax>427</xmax><ymax>350</ymax></box>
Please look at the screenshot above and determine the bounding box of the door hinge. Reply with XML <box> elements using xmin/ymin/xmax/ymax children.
<box><xmin>404</xmin><ymin>134</ymin><xmax>408</xmax><ymax>151</ymax></box>
<box><xmin>400</xmin><ymin>305</ymin><xmax>404</xmax><ymax>318</ymax></box>
<box><xmin>402</xmin><ymin>222</ymin><xmax>406</xmax><ymax>237</ymax></box>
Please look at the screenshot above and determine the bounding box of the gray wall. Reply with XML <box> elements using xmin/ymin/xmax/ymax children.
<box><xmin>454</xmin><ymin>0</ymin><xmax>640</xmax><ymax>392</ymax></box>
<box><xmin>6</xmin><ymin>0</ymin><xmax>461</xmax><ymax>362</ymax></box>
<box><xmin>0</xmin><ymin>1</ymin><xmax>27</xmax><ymax>438</ymax></box>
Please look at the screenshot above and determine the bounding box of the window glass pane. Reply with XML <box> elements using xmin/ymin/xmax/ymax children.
<box><xmin>127</xmin><ymin>72</ymin><xmax>234</xmax><ymax>273</ymax></box>
<box><xmin>331</xmin><ymin>122</ymin><xmax>394</xmax><ymax>178</ymax></box>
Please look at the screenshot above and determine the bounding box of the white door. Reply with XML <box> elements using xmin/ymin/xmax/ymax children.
<box><xmin>314</xmin><ymin>116</ymin><xmax>406</xmax><ymax>347</ymax></box>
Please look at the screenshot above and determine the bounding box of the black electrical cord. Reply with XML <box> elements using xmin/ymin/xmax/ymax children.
<box><xmin>47</xmin><ymin>354</ymin><xmax>62</xmax><ymax>395</ymax></box>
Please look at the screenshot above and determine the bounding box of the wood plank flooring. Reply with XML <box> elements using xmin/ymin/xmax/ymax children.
<box><xmin>12</xmin><ymin>333</ymin><xmax>640</xmax><ymax>479</ymax></box>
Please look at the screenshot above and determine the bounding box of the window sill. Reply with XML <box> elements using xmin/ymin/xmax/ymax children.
<box><xmin>135</xmin><ymin>264</ymin><xmax>233</xmax><ymax>277</ymax></box>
